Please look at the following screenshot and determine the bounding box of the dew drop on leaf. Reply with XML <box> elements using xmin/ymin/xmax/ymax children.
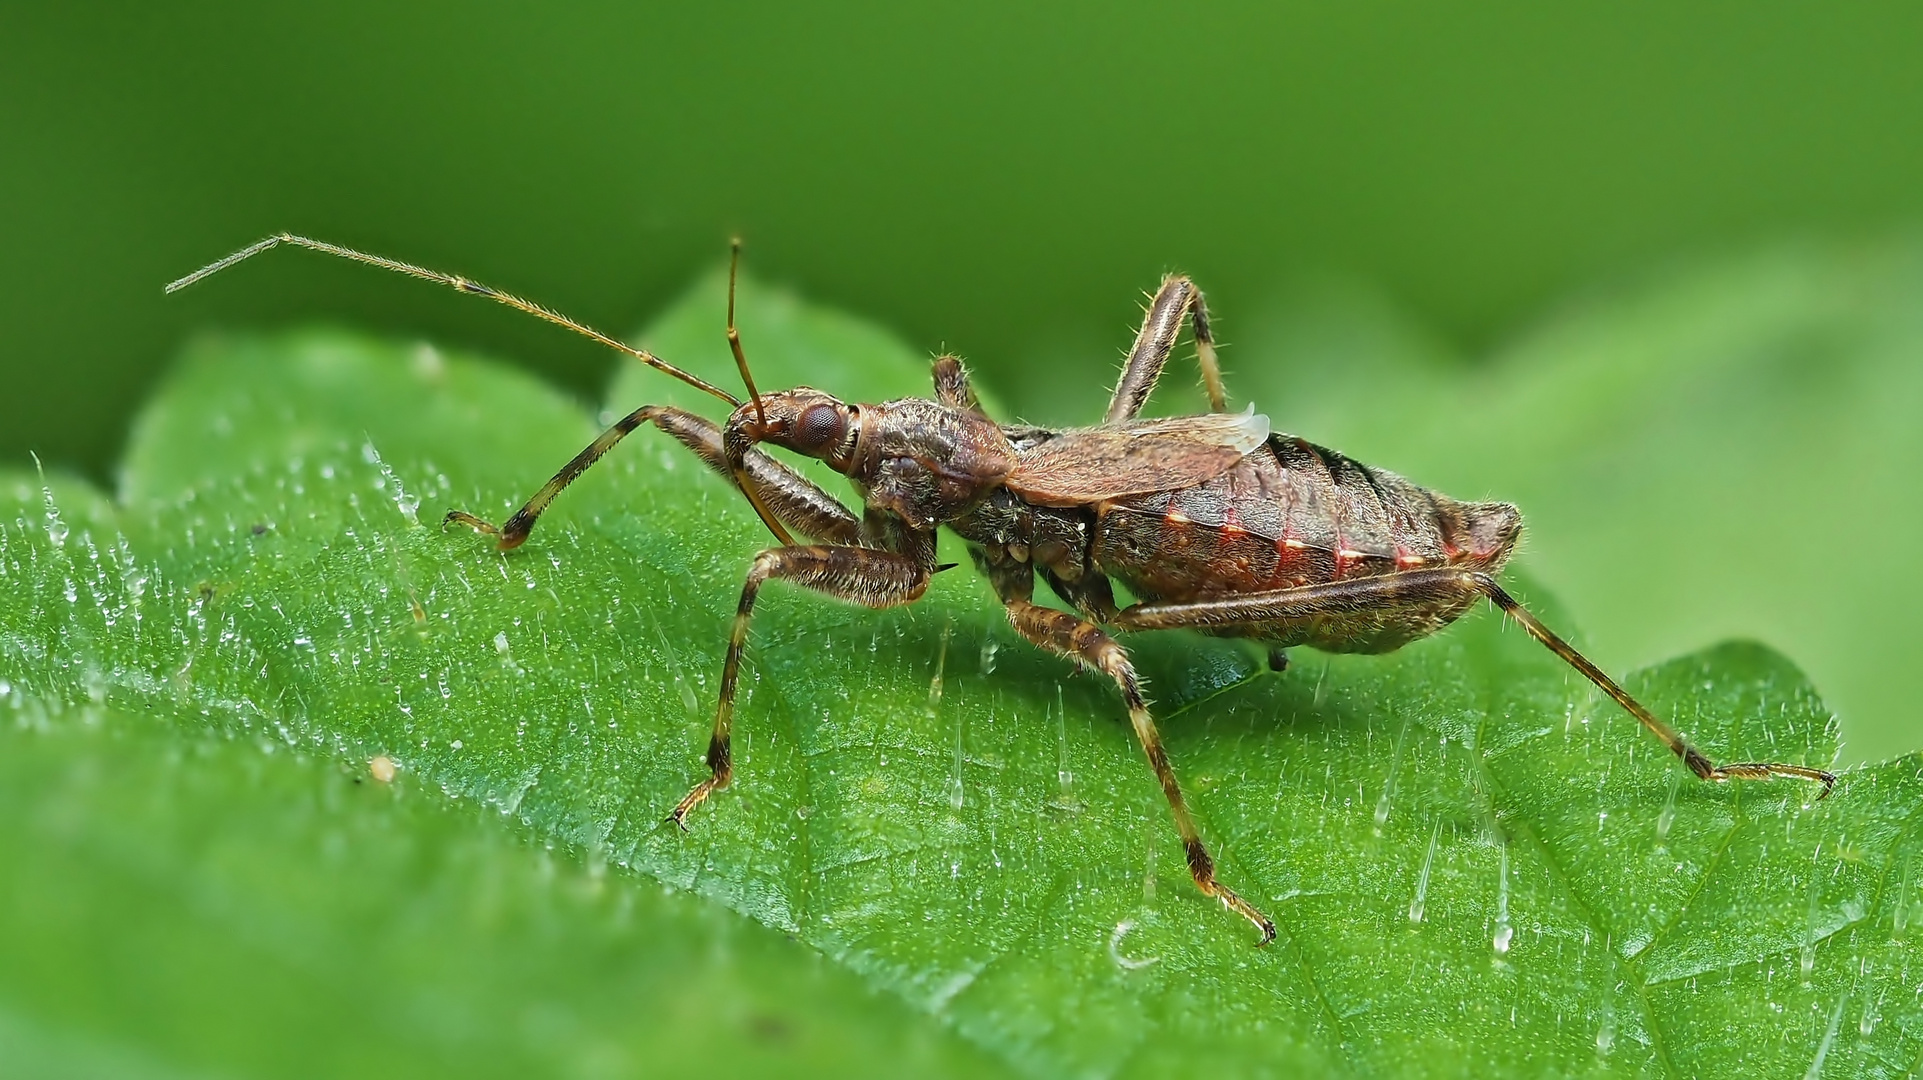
<box><xmin>1409</xmin><ymin>817</ymin><xmax>1441</xmax><ymax>924</ymax></box>
<box><xmin>1492</xmin><ymin>840</ymin><xmax>1514</xmax><ymax>956</ymax></box>
<box><xmin>1375</xmin><ymin>712</ymin><xmax>1410</xmax><ymax>834</ymax></box>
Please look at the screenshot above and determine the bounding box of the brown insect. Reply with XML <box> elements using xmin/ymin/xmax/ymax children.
<box><xmin>169</xmin><ymin>235</ymin><xmax>1837</xmax><ymax>945</ymax></box>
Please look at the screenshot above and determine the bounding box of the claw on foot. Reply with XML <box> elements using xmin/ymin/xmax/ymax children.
<box><xmin>443</xmin><ymin>509</ymin><xmax>498</xmax><ymax>536</ymax></box>
<box><xmin>442</xmin><ymin>509</ymin><xmax>528</xmax><ymax>551</ymax></box>
<box><xmin>669</xmin><ymin>779</ymin><xmax>721</xmax><ymax>829</ymax></box>
<box><xmin>1204</xmin><ymin>881</ymin><xmax>1276</xmax><ymax>947</ymax></box>
<box><xmin>1717</xmin><ymin>762</ymin><xmax>1838</xmax><ymax>801</ymax></box>
<box><xmin>1684</xmin><ymin>748</ymin><xmax>1838</xmax><ymax>801</ymax></box>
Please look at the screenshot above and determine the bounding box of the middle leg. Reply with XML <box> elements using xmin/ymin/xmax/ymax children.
<box><xmin>975</xmin><ymin>548</ymin><xmax>1273</xmax><ymax>943</ymax></box>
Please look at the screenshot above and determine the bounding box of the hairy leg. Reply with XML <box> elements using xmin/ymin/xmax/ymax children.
<box><xmin>1106</xmin><ymin>274</ymin><xmax>1230</xmax><ymax>423</ymax></box>
<box><xmin>671</xmin><ymin>537</ymin><xmax>937</xmax><ymax>825</ymax></box>
<box><xmin>445</xmin><ymin>404</ymin><xmax>861</xmax><ymax>550</ymax></box>
<box><xmin>1114</xmin><ymin>569</ymin><xmax>1836</xmax><ymax>796</ymax></box>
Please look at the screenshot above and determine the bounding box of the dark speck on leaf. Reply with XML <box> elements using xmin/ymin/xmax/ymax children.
<box><xmin>747</xmin><ymin>1013</ymin><xmax>792</xmax><ymax>1043</ymax></box>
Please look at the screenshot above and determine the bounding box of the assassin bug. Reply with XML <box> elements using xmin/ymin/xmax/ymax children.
<box><xmin>169</xmin><ymin>235</ymin><xmax>1838</xmax><ymax>945</ymax></box>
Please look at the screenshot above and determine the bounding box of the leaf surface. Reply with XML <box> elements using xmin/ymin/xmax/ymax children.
<box><xmin>1</xmin><ymin>270</ymin><xmax>1918</xmax><ymax>1078</ymax></box>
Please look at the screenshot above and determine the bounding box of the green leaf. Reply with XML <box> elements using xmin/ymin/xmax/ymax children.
<box><xmin>4</xmin><ymin>268</ymin><xmax>1920</xmax><ymax>1077</ymax></box>
<box><xmin>0</xmin><ymin>702</ymin><xmax>995</xmax><ymax>1079</ymax></box>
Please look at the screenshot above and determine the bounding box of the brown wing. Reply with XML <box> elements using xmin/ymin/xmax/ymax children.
<box><xmin>1004</xmin><ymin>409</ymin><xmax>1271</xmax><ymax>507</ymax></box>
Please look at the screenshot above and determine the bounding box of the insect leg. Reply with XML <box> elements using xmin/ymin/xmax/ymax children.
<box><xmin>670</xmin><ymin>540</ymin><xmax>935</xmax><ymax>826</ymax></box>
<box><xmin>649</xmin><ymin>409</ymin><xmax>862</xmax><ymax>544</ymax></box>
<box><xmin>1188</xmin><ymin>285</ymin><xmax>1229</xmax><ymax>415</ymax></box>
<box><xmin>1106</xmin><ymin>275</ymin><xmax>1229</xmax><ymax>423</ymax></box>
<box><xmin>444</xmin><ymin>405</ymin><xmax>861</xmax><ymax>550</ymax></box>
<box><xmin>971</xmin><ymin>546</ymin><xmax>1271</xmax><ymax>943</ymax></box>
<box><xmin>931</xmin><ymin>354</ymin><xmax>987</xmax><ymax>416</ymax></box>
<box><xmin>1007</xmin><ymin>598</ymin><xmax>1273</xmax><ymax>943</ymax></box>
<box><xmin>1113</xmin><ymin>570</ymin><xmax>1838</xmax><ymax>796</ymax></box>
<box><xmin>1467</xmin><ymin>574</ymin><xmax>1838</xmax><ymax>795</ymax></box>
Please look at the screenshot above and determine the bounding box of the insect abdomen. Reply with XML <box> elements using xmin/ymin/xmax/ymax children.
<box><xmin>1092</xmin><ymin>435</ymin><xmax>1520</xmax><ymax>605</ymax></box>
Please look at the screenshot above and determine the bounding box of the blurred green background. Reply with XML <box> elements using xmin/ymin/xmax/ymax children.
<box><xmin>6</xmin><ymin>3</ymin><xmax>1922</xmax><ymax>755</ymax></box>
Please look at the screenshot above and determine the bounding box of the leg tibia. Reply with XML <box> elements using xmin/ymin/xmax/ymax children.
<box><xmin>671</xmin><ymin>541</ymin><xmax>935</xmax><ymax>828</ymax></box>
<box><xmin>1115</xmin><ymin>570</ymin><xmax>1836</xmax><ymax>799</ymax></box>
<box><xmin>1001</xmin><ymin>598</ymin><xmax>1275</xmax><ymax>944</ymax></box>
<box><xmin>444</xmin><ymin>404</ymin><xmax>863</xmax><ymax>552</ymax></box>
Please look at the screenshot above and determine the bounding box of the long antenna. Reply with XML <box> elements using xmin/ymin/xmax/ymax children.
<box><xmin>725</xmin><ymin>237</ymin><xmax>766</xmax><ymax>425</ymax></box>
<box><xmin>166</xmin><ymin>234</ymin><xmax>743</xmax><ymax>409</ymax></box>
<box><xmin>716</xmin><ymin>236</ymin><xmax>794</xmax><ymax>545</ymax></box>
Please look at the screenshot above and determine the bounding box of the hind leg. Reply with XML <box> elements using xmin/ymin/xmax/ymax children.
<box><xmin>1106</xmin><ymin>275</ymin><xmax>1230</xmax><ymax>422</ymax></box>
<box><xmin>1114</xmin><ymin>569</ymin><xmax>1836</xmax><ymax>796</ymax></box>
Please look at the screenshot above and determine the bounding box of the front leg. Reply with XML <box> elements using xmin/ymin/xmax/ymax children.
<box><xmin>671</xmin><ymin>535</ymin><xmax>937</xmax><ymax>825</ymax></box>
<box><xmin>445</xmin><ymin>403</ymin><xmax>862</xmax><ymax>549</ymax></box>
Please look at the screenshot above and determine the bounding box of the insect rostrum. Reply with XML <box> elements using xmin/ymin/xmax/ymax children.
<box><xmin>168</xmin><ymin>234</ymin><xmax>1838</xmax><ymax>946</ymax></box>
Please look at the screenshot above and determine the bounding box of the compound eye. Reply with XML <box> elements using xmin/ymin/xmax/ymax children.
<box><xmin>793</xmin><ymin>403</ymin><xmax>845</xmax><ymax>452</ymax></box>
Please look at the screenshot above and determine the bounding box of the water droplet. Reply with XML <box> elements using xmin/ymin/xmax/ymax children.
<box><xmin>1049</xmin><ymin>685</ymin><xmax>1080</xmax><ymax>811</ymax></box>
<box><xmin>1656</xmin><ymin>765</ymin><xmax>1682</xmax><ymax>842</ymax></box>
<box><xmin>1801</xmin><ymin>843</ymin><xmax>1823</xmax><ymax>984</ymax></box>
<box><xmin>978</xmin><ymin>639</ymin><xmax>998</xmax><ymax>675</ymax></box>
<box><xmin>1803</xmin><ymin>987</ymin><xmax>1849</xmax><ymax>1080</ymax></box>
<box><xmin>1375</xmin><ymin>712</ymin><xmax>1411</xmax><ymax>834</ymax></box>
<box><xmin>451</xmin><ymin>739</ymin><xmax>463</xmax><ymax>750</ymax></box>
<box><xmin>1595</xmin><ymin>1001</ymin><xmax>1616</xmax><ymax>1057</ymax></box>
<box><xmin>928</xmin><ymin>625</ymin><xmax>964</xmax><ymax>809</ymax></box>
<box><xmin>1108</xmin><ymin>918</ymin><xmax>1160</xmax><ymax>970</ymax></box>
<box><xmin>1409</xmin><ymin>818</ymin><xmax>1441</xmax><ymax>923</ymax></box>
<box><xmin>946</xmin><ymin>738</ymin><xmax>966</xmax><ymax>811</ymax></box>
<box><xmin>795</xmin><ymin>805</ymin><xmax>812</xmax><ymax>820</ymax></box>
<box><xmin>1492</xmin><ymin>838</ymin><xmax>1514</xmax><ymax>956</ymax></box>
<box><xmin>1892</xmin><ymin>852</ymin><xmax>1912</xmax><ymax>942</ymax></box>
<box><xmin>928</xmin><ymin>625</ymin><xmax>949</xmax><ymax>711</ymax></box>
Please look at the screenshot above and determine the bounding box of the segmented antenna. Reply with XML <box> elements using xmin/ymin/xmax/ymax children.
<box><xmin>166</xmin><ymin>234</ymin><xmax>743</xmax><ymax>409</ymax></box>
<box><xmin>725</xmin><ymin>237</ymin><xmax>766</xmax><ymax>426</ymax></box>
